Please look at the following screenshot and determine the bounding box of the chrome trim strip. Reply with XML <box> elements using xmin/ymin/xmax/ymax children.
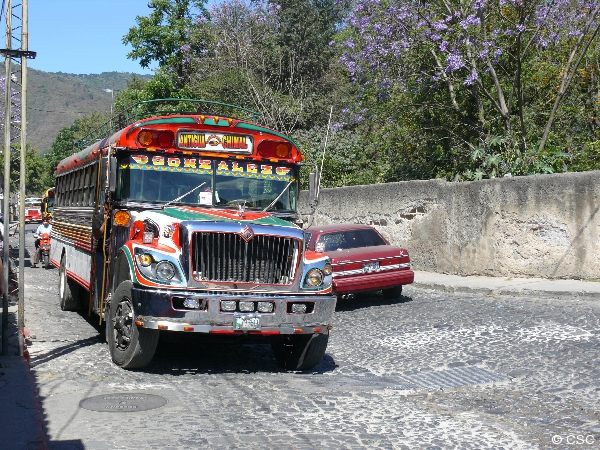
<box><xmin>332</xmin><ymin>263</ymin><xmax>411</xmax><ymax>277</ymax></box>
<box><xmin>138</xmin><ymin>321</ymin><xmax>326</xmax><ymax>335</ymax></box>
<box><xmin>332</xmin><ymin>255</ymin><xmax>406</xmax><ymax>265</ymax></box>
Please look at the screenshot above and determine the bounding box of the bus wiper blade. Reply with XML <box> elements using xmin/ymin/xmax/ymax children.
<box><xmin>163</xmin><ymin>182</ymin><xmax>206</xmax><ymax>209</ymax></box>
<box><xmin>263</xmin><ymin>180</ymin><xmax>293</xmax><ymax>212</ymax></box>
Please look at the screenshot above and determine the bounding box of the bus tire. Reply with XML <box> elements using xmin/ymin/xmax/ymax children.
<box><xmin>59</xmin><ymin>254</ymin><xmax>80</xmax><ymax>311</ymax></box>
<box><xmin>108</xmin><ymin>280</ymin><xmax>158</xmax><ymax>369</ymax></box>
<box><xmin>271</xmin><ymin>333</ymin><xmax>329</xmax><ymax>371</ymax></box>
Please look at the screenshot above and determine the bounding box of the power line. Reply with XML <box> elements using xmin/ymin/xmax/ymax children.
<box><xmin>27</xmin><ymin>106</ymin><xmax>110</xmax><ymax>114</ymax></box>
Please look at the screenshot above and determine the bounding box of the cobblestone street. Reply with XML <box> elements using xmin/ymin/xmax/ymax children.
<box><xmin>18</xmin><ymin>230</ymin><xmax>600</xmax><ymax>449</ymax></box>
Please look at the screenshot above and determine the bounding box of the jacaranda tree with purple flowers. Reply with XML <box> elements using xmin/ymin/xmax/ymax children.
<box><xmin>336</xmin><ymin>0</ymin><xmax>600</xmax><ymax>179</ymax></box>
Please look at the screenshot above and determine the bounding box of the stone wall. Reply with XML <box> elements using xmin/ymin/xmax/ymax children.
<box><xmin>299</xmin><ymin>171</ymin><xmax>600</xmax><ymax>280</ymax></box>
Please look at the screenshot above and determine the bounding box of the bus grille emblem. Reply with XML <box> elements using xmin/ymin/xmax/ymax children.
<box><xmin>240</xmin><ymin>225</ymin><xmax>255</xmax><ymax>242</ymax></box>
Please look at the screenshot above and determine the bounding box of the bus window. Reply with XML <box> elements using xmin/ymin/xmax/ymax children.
<box><xmin>214</xmin><ymin>163</ymin><xmax>298</xmax><ymax>211</ymax></box>
<box><xmin>116</xmin><ymin>154</ymin><xmax>213</xmax><ymax>205</ymax></box>
<box><xmin>115</xmin><ymin>154</ymin><xmax>297</xmax><ymax>210</ymax></box>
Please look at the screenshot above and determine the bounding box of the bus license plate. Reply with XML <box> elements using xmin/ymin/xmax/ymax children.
<box><xmin>234</xmin><ymin>316</ymin><xmax>261</xmax><ymax>330</ymax></box>
<box><xmin>363</xmin><ymin>262</ymin><xmax>380</xmax><ymax>273</ymax></box>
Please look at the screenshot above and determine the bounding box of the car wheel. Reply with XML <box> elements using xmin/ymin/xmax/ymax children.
<box><xmin>108</xmin><ymin>280</ymin><xmax>159</xmax><ymax>369</ymax></box>
<box><xmin>272</xmin><ymin>333</ymin><xmax>329</xmax><ymax>371</ymax></box>
<box><xmin>59</xmin><ymin>254</ymin><xmax>80</xmax><ymax>311</ymax></box>
<box><xmin>382</xmin><ymin>285</ymin><xmax>403</xmax><ymax>299</ymax></box>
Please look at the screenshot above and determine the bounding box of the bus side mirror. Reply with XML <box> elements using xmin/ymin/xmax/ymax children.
<box><xmin>108</xmin><ymin>156</ymin><xmax>117</xmax><ymax>193</ymax></box>
<box><xmin>309</xmin><ymin>172</ymin><xmax>317</xmax><ymax>206</ymax></box>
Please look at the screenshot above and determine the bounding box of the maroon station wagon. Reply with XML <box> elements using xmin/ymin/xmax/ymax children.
<box><xmin>305</xmin><ymin>224</ymin><xmax>414</xmax><ymax>298</ymax></box>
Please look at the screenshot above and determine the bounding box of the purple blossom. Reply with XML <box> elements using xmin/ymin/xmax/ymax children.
<box><xmin>332</xmin><ymin>122</ymin><xmax>345</xmax><ymax>132</ymax></box>
<box><xmin>446</xmin><ymin>54</ymin><xmax>465</xmax><ymax>72</ymax></box>
<box><xmin>432</xmin><ymin>21</ymin><xmax>448</xmax><ymax>31</ymax></box>
<box><xmin>330</xmin><ymin>0</ymin><xmax>600</xmax><ymax>123</ymax></box>
<box><xmin>464</xmin><ymin>70</ymin><xmax>478</xmax><ymax>86</ymax></box>
<box><xmin>460</xmin><ymin>15</ymin><xmax>481</xmax><ymax>29</ymax></box>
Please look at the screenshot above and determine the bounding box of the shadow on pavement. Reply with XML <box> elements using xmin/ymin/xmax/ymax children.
<box><xmin>145</xmin><ymin>333</ymin><xmax>338</xmax><ymax>376</ymax></box>
<box><xmin>0</xmin><ymin>306</ymin><xmax>81</xmax><ymax>449</ymax></box>
<box><xmin>334</xmin><ymin>291</ymin><xmax>413</xmax><ymax>312</ymax></box>
<box><xmin>28</xmin><ymin>336</ymin><xmax>103</xmax><ymax>369</ymax></box>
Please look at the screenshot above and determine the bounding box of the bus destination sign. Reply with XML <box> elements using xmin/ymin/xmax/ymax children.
<box><xmin>177</xmin><ymin>132</ymin><xmax>253</xmax><ymax>153</ymax></box>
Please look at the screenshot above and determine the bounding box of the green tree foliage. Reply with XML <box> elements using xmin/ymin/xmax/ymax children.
<box><xmin>46</xmin><ymin>0</ymin><xmax>600</xmax><ymax>189</ymax></box>
<box><xmin>294</xmin><ymin>127</ymin><xmax>383</xmax><ymax>189</ymax></box>
<box><xmin>2</xmin><ymin>144</ymin><xmax>48</xmax><ymax>195</ymax></box>
<box><xmin>335</xmin><ymin>0</ymin><xmax>600</xmax><ymax>181</ymax></box>
<box><xmin>116</xmin><ymin>0</ymin><xmax>353</xmax><ymax>134</ymax></box>
<box><xmin>42</xmin><ymin>113</ymin><xmax>109</xmax><ymax>188</ymax></box>
<box><xmin>123</xmin><ymin>0</ymin><xmax>208</xmax><ymax>85</ymax></box>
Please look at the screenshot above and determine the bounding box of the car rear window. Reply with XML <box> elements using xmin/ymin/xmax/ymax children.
<box><xmin>316</xmin><ymin>229</ymin><xmax>386</xmax><ymax>251</ymax></box>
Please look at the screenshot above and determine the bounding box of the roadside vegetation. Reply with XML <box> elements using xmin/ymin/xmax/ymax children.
<box><xmin>27</xmin><ymin>0</ymin><xmax>600</xmax><ymax>192</ymax></box>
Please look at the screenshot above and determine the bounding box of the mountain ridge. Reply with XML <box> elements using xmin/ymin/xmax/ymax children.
<box><xmin>6</xmin><ymin>65</ymin><xmax>152</xmax><ymax>152</ymax></box>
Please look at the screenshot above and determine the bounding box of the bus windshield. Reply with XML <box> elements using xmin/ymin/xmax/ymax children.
<box><xmin>115</xmin><ymin>153</ymin><xmax>298</xmax><ymax>211</ymax></box>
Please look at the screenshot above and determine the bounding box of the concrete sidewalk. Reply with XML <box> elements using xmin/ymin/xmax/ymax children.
<box><xmin>1</xmin><ymin>270</ymin><xmax>599</xmax><ymax>449</ymax></box>
<box><xmin>413</xmin><ymin>270</ymin><xmax>600</xmax><ymax>300</ymax></box>
<box><xmin>0</xmin><ymin>302</ymin><xmax>47</xmax><ymax>449</ymax></box>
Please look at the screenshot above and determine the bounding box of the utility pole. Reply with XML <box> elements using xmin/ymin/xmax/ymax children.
<box><xmin>1</xmin><ymin>0</ymin><xmax>11</xmax><ymax>357</ymax></box>
<box><xmin>1</xmin><ymin>0</ymin><xmax>35</xmax><ymax>356</ymax></box>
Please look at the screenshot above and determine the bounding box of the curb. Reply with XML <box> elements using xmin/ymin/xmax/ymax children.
<box><xmin>412</xmin><ymin>281</ymin><xmax>600</xmax><ymax>300</ymax></box>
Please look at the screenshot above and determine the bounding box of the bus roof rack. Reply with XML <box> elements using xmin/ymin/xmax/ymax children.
<box><xmin>74</xmin><ymin>98</ymin><xmax>261</xmax><ymax>150</ymax></box>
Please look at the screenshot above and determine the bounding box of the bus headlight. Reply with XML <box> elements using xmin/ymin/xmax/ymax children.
<box><xmin>304</xmin><ymin>268</ymin><xmax>324</xmax><ymax>287</ymax></box>
<box><xmin>133</xmin><ymin>247</ymin><xmax>183</xmax><ymax>285</ymax></box>
<box><xmin>155</xmin><ymin>261</ymin><xmax>176</xmax><ymax>280</ymax></box>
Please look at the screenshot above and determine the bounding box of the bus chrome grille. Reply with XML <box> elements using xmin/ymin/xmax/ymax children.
<box><xmin>191</xmin><ymin>232</ymin><xmax>299</xmax><ymax>284</ymax></box>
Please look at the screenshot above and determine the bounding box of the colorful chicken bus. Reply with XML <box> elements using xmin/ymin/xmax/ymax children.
<box><xmin>51</xmin><ymin>99</ymin><xmax>335</xmax><ymax>369</ymax></box>
<box><xmin>41</xmin><ymin>187</ymin><xmax>55</xmax><ymax>219</ymax></box>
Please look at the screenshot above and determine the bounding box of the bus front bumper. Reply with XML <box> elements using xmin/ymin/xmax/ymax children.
<box><xmin>128</xmin><ymin>286</ymin><xmax>337</xmax><ymax>335</ymax></box>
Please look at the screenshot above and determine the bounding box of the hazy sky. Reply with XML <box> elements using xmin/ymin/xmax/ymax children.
<box><xmin>16</xmin><ymin>0</ymin><xmax>157</xmax><ymax>75</ymax></box>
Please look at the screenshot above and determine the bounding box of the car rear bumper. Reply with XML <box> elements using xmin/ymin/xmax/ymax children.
<box><xmin>333</xmin><ymin>269</ymin><xmax>414</xmax><ymax>295</ymax></box>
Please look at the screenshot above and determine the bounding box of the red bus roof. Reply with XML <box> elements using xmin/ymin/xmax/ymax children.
<box><xmin>55</xmin><ymin>112</ymin><xmax>302</xmax><ymax>176</ymax></box>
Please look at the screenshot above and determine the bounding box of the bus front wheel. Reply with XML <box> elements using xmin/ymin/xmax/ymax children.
<box><xmin>108</xmin><ymin>280</ymin><xmax>158</xmax><ymax>369</ymax></box>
